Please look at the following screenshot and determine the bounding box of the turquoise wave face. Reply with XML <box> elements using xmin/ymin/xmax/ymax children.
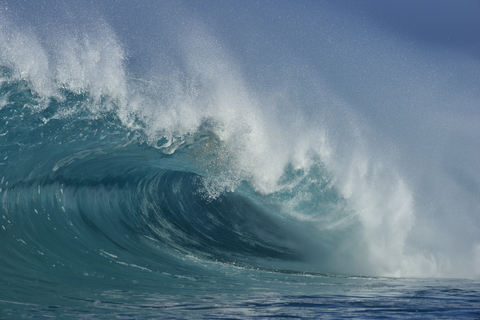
<box><xmin>0</xmin><ymin>71</ymin><xmax>357</xmax><ymax>290</ymax></box>
<box><xmin>0</xmin><ymin>72</ymin><xmax>372</xmax><ymax>320</ymax></box>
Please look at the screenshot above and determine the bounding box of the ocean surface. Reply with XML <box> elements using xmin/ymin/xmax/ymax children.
<box><xmin>1</xmin><ymin>0</ymin><xmax>480</xmax><ymax>318</ymax></box>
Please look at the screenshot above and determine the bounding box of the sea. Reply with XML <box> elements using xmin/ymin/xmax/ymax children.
<box><xmin>1</xmin><ymin>0</ymin><xmax>480</xmax><ymax>318</ymax></box>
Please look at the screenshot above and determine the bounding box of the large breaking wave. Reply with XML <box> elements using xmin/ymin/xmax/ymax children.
<box><xmin>1</xmin><ymin>3</ymin><xmax>480</xmax><ymax>304</ymax></box>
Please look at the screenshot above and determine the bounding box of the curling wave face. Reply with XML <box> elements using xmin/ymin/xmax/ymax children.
<box><xmin>1</xmin><ymin>4</ymin><xmax>480</xmax><ymax>308</ymax></box>
<box><xmin>0</xmin><ymin>69</ymin><xmax>413</xmax><ymax>285</ymax></box>
<box><xmin>0</xmin><ymin>71</ymin><xmax>354</xmax><ymax>279</ymax></box>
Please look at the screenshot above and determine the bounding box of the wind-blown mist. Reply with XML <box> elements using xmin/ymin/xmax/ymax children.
<box><xmin>1</xmin><ymin>0</ymin><xmax>479</xmax><ymax>286</ymax></box>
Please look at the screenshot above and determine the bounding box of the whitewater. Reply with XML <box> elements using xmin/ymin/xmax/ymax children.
<box><xmin>1</xmin><ymin>0</ymin><xmax>480</xmax><ymax>318</ymax></box>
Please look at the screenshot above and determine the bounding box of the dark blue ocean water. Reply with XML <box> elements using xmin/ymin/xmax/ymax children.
<box><xmin>1</xmin><ymin>1</ymin><xmax>480</xmax><ymax>318</ymax></box>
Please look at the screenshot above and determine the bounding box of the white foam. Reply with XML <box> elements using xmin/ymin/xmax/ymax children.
<box><xmin>53</xmin><ymin>24</ymin><xmax>127</xmax><ymax>105</ymax></box>
<box><xmin>0</xmin><ymin>17</ymin><xmax>53</xmax><ymax>98</ymax></box>
<box><xmin>0</xmin><ymin>14</ymin><xmax>127</xmax><ymax>108</ymax></box>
